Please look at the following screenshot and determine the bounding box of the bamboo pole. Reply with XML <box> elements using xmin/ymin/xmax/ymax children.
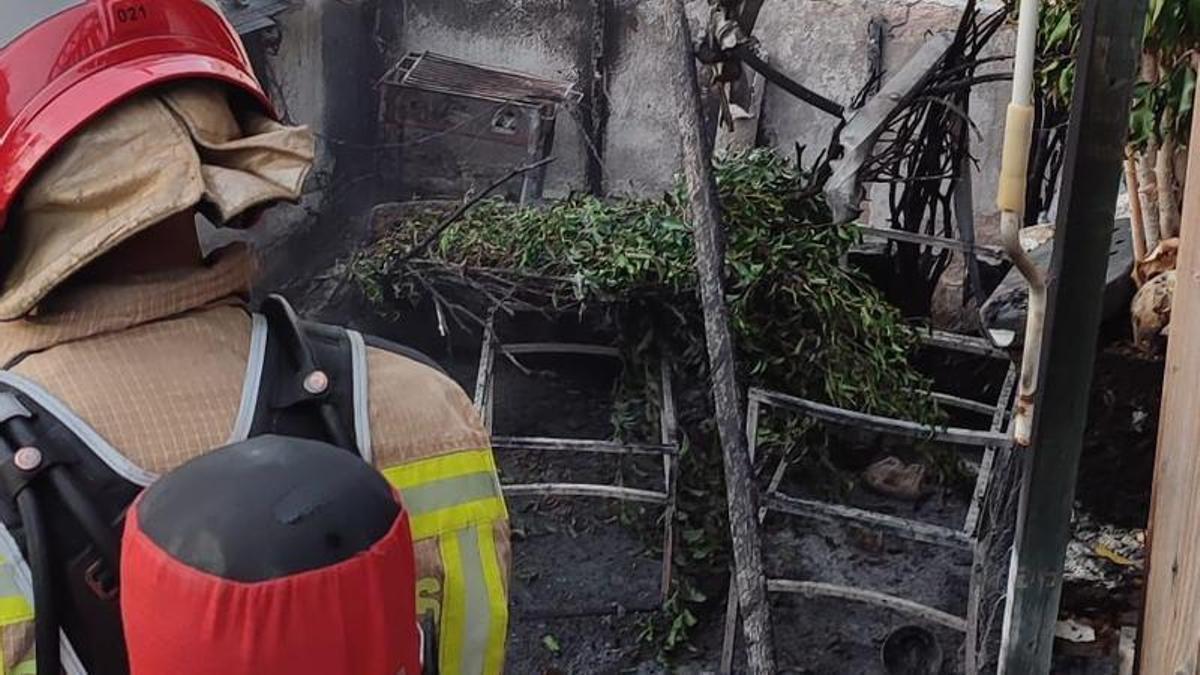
<box><xmin>1138</xmin><ymin>59</ymin><xmax>1200</xmax><ymax>675</ymax></box>
<box><xmin>998</xmin><ymin>0</ymin><xmax>1147</xmax><ymax>672</ymax></box>
<box><xmin>662</xmin><ymin>0</ymin><xmax>776</xmax><ymax>671</ymax></box>
<box><xmin>1138</xmin><ymin>53</ymin><xmax>1164</xmax><ymax>252</ymax></box>
<box><xmin>1125</xmin><ymin>154</ymin><xmax>1150</xmax><ymax>265</ymax></box>
<box><xmin>1158</xmin><ymin>109</ymin><xmax>1181</xmax><ymax>240</ymax></box>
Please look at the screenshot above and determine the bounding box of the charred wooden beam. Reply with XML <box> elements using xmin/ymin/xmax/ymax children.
<box><xmin>998</xmin><ymin>1</ymin><xmax>1147</xmax><ymax>671</ymax></box>
<box><xmin>665</xmin><ymin>0</ymin><xmax>776</xmax><ymax>670</ymax></box>
<box><xmin>825</xmin><ymin>34</ymin><xmax>954</xmax><ymax>222</ymax></box>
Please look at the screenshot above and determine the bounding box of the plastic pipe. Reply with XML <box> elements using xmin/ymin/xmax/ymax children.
<box><xmin>996</xmin><ymin>0</ymin><xmax>1045</xmax><ymax>448</ymax></box>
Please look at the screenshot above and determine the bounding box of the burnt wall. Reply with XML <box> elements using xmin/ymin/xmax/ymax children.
<box><xmin>219</xmin><ymin>0</ymin><xmax>1013</xmax><ymax>319</ymax></box>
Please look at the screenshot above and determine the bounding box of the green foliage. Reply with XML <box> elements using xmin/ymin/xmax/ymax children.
<box><xmin>1024</xmin><ymin>0</ymin><xmax>1199</xmax><ymax>146</ymax></box>
<box><xmin>356</xmin><ymin>149</ymin><xmax>941</xmax><ymax>655</ymax></box>
<box><xmin>360</xmin><ymin>149</ymin><xmax>935</xmax><ymax>423</ymax></box>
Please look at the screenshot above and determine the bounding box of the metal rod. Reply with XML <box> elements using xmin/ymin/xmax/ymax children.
<box><xmin>766</xmin><ymin>580</ymin><xmax>967</xmax><ymax>632</ymax></box>
<box><xmin>492</xmin><ymin>436</ymin><xmax>676</xmax><ymax>456</ymax></box>
<box><xmin>962</xmin><ymin>364</ymin><xmax>1018</xmax><ymax>536</ymax></box>
<box><xmin>748</xmin><ymin>388</ymin><xmax>1012</xmax><ymax>448</ymax></box>
<box><xmin>927</xmin><ymin>391</ymin><xmax>998</xmax><ymax>417</ymax></box>
<box><xmin>955</xmin><ymin>151</ymin><xmax>989</xmax><ymax>307</ymax></box>
<box><xmin>855</xmin><ymin>223</ymin><xmax>1006</xmax><ymax>264</ymax></box>
<box><xmin>766</xmin><ymin>493</ymin><xmax>972</xmax><ymax>550</ymax></box>
<box><xmin>659</xmin><ymin>357</ymin><xmax>679</xmax><ymax>605</ymax></box>
<box><xmin>917</xmin><ymin>329</ymin><xmax>1011</xmax><ymax>360</ymax></box>
<box><xmin>502</xmin><ymin>483</ymin><xmax>668</xmax><ymax>504</ymax></box>
<box><xmin>498</xmin><ymin>343</ymin><xmax>622</xmax><ymax>358</ymax></box>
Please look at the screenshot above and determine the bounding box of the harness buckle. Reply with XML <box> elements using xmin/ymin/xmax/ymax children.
<box><xmin>85</xmin><ymin>558</ymin><xmax>119</xmax><ymax>601</ymax></box>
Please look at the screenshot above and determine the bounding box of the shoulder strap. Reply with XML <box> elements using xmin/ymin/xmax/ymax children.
<box><xmin>248</xmin><ymin>295</ymin><xmax>359</xmax><ymax>454</ymax></box>
<box><xmin>246</xmin><ymin>295</ymin><xmax>450</xmax><ymax>464</ymax></box>
<box><xmin>0</xmin><ymin>378</ymin><xmax>141</xmax><ymax>675</ymax></box>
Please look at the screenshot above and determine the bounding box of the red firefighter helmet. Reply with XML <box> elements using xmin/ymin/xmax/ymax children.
<box><xmin>0</xmin><ymin>0</ymin><xmax>273</xmax><ymax>232</ymax></box>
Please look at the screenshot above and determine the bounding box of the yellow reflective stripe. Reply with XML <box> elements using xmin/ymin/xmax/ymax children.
<box><xmin>439</xmin><ymin>526</ymin><xmax>504</xmax><ymax>675</ymax></box>
<box><xmin>383</xmin><ymin>449</ymin><xmax>507</xmax><ymax>541</ymax></box>
<box><xmin>409</xmin><ymin>496</ymin><xmax>506</xmax><ymax>541</ymax></box>
<box><xmin>0</xmin><ymin>596</ymin><xmax>31</xmax><ymax>626</ymax></box>
<box><xmin>0</xmin><ymin>558</ymin><xmax>32</xmax><ymax>631</ymax></box>
<box><xmin>384</xmin><ymin>449</ymin><xmax>496</xmax><ymax>490</ymax></box>
<box><xmin>386</xmin><ymin>449</ymin><xmax>510</xmax><ymax>673</ymax></box>
<box><xmin>477</xmin><ymin>523</ymin><xmax>508</xmax><ymax>675</ymax></box>
<box><xmin>439</xmin><ymin>532</ymin><xmax>466</xmax><ymax>675</ymax></box>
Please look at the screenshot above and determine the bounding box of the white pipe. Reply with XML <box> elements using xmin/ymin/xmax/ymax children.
<box><xmin>994</xmin><ymin>0</ymin><xmax>1045</xmax><ymax>449</ymax></box>
<box><xmin>1011</xmin><ymin>0</ymin><xmax>1040</xmax><ymax>107</ymax></box>
<box><xmin>1002</xmin><ymin>212</ymin><xmax>1045</xmax><ymax>448</ymax></box>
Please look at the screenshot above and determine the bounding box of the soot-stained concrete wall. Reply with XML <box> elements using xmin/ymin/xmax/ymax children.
<box><xmin>223</xmin><ymin>0</ymin><xmax>1014</xmax><ymax>300</ymax></box>
<box><xmin>202</xmin><ymin>0</ymin><xmax>390</xmax><ymax>300</ymax></box>
<box><xmin>384</xmin><ymin>0</ymin><xmax>1011</xmax><ymax>237</ymax></box>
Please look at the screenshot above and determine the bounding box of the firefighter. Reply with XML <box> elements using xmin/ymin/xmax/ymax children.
<box><xmin>0</xmin><ymin>1</ymin><xmax>509</xmax><ymax>673</ymax></box>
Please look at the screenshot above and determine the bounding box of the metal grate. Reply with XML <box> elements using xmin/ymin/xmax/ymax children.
<box><xmin>214</xmin><ymin>0</ymin><xmax>291</xmax><ymax>35</ymax></box>
<box><xmin>383</xmin><ymin>51</ymin><xmax>582</xmax><ymax>106</ymax></box>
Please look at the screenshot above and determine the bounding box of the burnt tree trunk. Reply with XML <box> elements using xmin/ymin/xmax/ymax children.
<box><xmin>662</xmin><ymin>0</ymin><xmax>777</xmax><ymax>672</ymax></box>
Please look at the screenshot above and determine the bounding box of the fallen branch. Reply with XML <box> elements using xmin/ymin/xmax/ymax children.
<box><xmin>400</xmin><ymin>156</ymin><xmax>557</xmax><ymax>263</ymax></box>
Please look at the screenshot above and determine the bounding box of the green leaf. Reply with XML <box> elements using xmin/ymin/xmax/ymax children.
<box><xmin>1057</xmin><ymin>66</ymin><xmax>1075</xmax><ymax>101</ymax></box>
<box><xmin>541</xmin><ymin>635</ymin><xmax>561</xmax><ymax>654</ymax></box>
<box><xmin>1150</xmin><ymin>0</ymin><xmax>1166</xmax><ymax>29</ymax></box>
<box><xmin>1179</xmin><ymin>67</ymin><xmax>1196</xmax><ymax>128</ymax></box>
<box><xmin>1047</xmin><ymin>11</ymin><xmax>1073</xmax><ymax>47</ymax></box>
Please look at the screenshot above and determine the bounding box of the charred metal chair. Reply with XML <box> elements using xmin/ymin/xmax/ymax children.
<box><xmin>472</xmin><ymin>327</ymin><xmax>680</xmax><ymax>611</ymax></box>
<box><xmin>720</xmin><ymin>330</ymin><xmax>1017</xmax><ymax>672</ymax></box>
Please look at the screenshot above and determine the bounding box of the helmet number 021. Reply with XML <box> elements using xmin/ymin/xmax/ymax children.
<box><xmin>114</xmin><ymin>2</ymin><xmax>149</xmax><ymax>24</ymax></box>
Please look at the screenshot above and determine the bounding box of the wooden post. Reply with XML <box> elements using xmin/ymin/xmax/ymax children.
<box><xmin>663</xmin><ymin>0</ymin><xmax>777</xmax><ymax>672</ymax></box>
<box><xmin>1139</xmin><ymin>59</ymin><xmax>1200</xmax><ymax>675</ymax></box>
<box><xmin>997</xmin><ymin>1</ymin><xmax>1147</xmax><ymax>672</ymax></box>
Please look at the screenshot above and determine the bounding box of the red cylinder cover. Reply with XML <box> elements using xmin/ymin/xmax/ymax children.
<box><xmin>120</xmin><ymin>503</ymin><xmax>422</xmax><ymax>675</ymax></box>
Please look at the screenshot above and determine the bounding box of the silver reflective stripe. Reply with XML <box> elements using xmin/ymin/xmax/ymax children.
<box><xmin>401</xmin><ymin>473</ymin><xmax>499</xmax><ymax>517</ymax></box>
<box><xmin>0</xmin><ymin>393</ymin><xmax>31</xmax><ymax>425</ymax></box>
<box><xmin>0</xmin><ymin>0</ymin><xmax>85</xmax><ymax>52</ymax></box>
<box><xmin>346</xmin><ymin>329</ymin><xmax>373</xmax><ymax>463</ymax></box>
<box><xmin>0</xmin><ymin>562</ymin><xmax>27</xmax><ymax>604</ymax></box>
<box><xmin>227</xmin><ymin>313</ymin><xmax>269</xmax><ymax>444</ymax></box>
<box><xmin>457</xmin><ymin>526</ymin><xmax>490</xmax><ymax>675</ymax></box>
<box><xmin>0</xmin><ymin>372</ymin><xmax>157</xmax><ymax>486</ymax></box>
<box><xmin>0</xmin><ymin>526</ymin><xmax>87</xmax><ymax>675</ymax></box>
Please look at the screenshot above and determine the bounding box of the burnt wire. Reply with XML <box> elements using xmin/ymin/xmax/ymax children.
<box><xmin>851</xmin><ymin>2</ymin><xmax>1009</xmax><ymax>317</ymax></box>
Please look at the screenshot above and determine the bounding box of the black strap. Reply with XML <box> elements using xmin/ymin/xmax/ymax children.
<box><xmin>256</xmin><ymin>295</ymin><xmax>355</xmax><ymax>451</ymax></box>
<box><xmin>0</xmin><ymin>388</ymin><xmax>137</xmax><ymax>675</ymax></box>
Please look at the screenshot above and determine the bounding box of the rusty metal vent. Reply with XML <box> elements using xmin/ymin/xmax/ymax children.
<box><xmin>383</xmin><ymin>51</ymin><xmax>582</xmax><ymax>107</ymax></box>
<box><xmin>215</xmin><ymin>0</ymin><xmax>292</xmax><ymax>34</ymax></box>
